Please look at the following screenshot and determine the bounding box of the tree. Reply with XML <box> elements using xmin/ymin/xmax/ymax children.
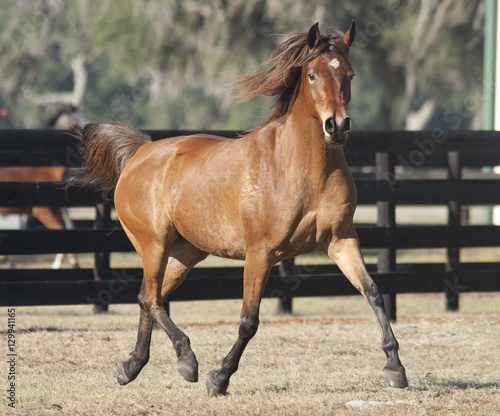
<box><xmin>368</xmin><ymin>0</ymin><xmax>484</xmax><ymax>130</ymax></box>
<box><xmin>0</xmin><ymin>0</ymin><xmax>486</xmax><ymax>131</ymax></box>
<box><xmin>0</xmin><ymin>1</ymin><xmax>98</xmax><ymax>127</ymax></box>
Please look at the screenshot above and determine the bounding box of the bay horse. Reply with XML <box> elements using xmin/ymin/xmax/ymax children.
<box><xmin>69</xmin><ymin>22</ymin><xmax>407</xmax><ymax>394</ymax></box>
<box><xmin>0</xmin><ymin>106</ymin><xmax>83</xmax><ymax>269</ymax></box>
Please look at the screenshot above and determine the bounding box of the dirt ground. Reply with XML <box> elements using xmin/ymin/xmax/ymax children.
<box><xmin>2</xmin><ymin>294</ymin><xmax>499</xmax><ymax>415</ymax></box>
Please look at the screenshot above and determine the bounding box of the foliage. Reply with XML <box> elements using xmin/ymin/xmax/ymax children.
<box><xmin>0</xmin><ymin>0</ymin><xmax>484</xmax><ymax>130</ymax></box>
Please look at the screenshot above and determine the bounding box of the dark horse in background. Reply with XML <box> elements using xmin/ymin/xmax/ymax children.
<box><xmin>68</xmin><ymin>23</ymin><xmax>408</xmax><ymax>395</ymax></box>
<box><xmin>0</xmin><ymin>106</ymin><xmax>84</xmax><ymax>269</ymax></box>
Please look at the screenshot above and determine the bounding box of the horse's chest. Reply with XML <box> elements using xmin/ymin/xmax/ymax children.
<box><xmin>316</xmin><ymin>175</ymin><xmax>357</xmax><ymax>233</ymax></box>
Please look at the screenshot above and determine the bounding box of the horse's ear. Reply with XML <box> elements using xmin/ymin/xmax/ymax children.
<box><xmin>343</xmin><ymin>20</ymin><xmax>356</xmax><ymax>48</ymax></box>
<box><xmin>307</xmin><ymin>22</ymin><xmax>320</xmax><ymax>50</ymax></box>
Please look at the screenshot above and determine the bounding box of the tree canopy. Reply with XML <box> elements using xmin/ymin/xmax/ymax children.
<box><xmin>0</xmin><ymin>0</ymin><xmax>484</xmax><ymax>131</ymax></box>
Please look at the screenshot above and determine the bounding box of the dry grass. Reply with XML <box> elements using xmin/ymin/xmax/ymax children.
<box><xmin>2</xmin><ymin>294</ymin><xmax>499</xmax><ymax>415</ymax></box>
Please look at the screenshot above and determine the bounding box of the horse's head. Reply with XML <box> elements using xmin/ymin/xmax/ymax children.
<box><xmin>303</xmin><ymin>22</ymin><xmax>355</xmax><ymax>147</ymax></box>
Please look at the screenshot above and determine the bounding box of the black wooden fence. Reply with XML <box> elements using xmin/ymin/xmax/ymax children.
<box><xmin>1</xmin><ymin>129</ymin><xmax>500</xmax><ymax>319</ymax></box>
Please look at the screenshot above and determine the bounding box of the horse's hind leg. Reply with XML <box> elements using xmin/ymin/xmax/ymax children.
<box><xmin>32</xmin><ymin>207</ymin><xmax>80</xmax><ymax>269</ymax></box>
<box><xmin>0</xmin><ymin>255</ymin><xmax>14</xmax><ymax>269</ymax></box>
<box><xmin>116</xmin><ymin>236</ymin><xmax>207</xmax><ymax>385</ymax></box>
<box><xmin>116</xmin><ymin>306</ymin><xmax>153</xmax><ymax>385</ymax></box>
<box><xmin>65</xmin><ymin>253</ymin><xmax>80</xmax><ymax>269</ymax></box>
<box><xmin>327</xmin><ymin>231</ymin><xmax>408</xmax><ymax>388</ymax></box>
<box><xmin>160</xmin><ymin>239</ymin><xmax>208</xmax><ymax>381</ymax></box>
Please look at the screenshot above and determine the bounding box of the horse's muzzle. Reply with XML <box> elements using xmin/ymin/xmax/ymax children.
<box><xmin>324</xmin><ymin>116</ymin><xmax>351</xmax><ymax>147</ymax></box>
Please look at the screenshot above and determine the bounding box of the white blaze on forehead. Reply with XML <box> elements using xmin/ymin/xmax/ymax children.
<box><xmin>329</xmin><ymin>58</ymin><xmax>340</xmax><ymax>69</ymax></box>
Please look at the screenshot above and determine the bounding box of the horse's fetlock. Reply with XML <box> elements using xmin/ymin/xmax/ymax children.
<box><xmin>238</xmin><ymin>316</ymin><xmax>259</xmax><ymax>340</ymax></box>
<box><xmin>382</xmin><ymin>337</ymin><xmax>399</xmax><ymax>354</ymax></box>
<box><xmin>131</xmin><ymin>350</ymin><xmax>149</xmax><ymax>366</ymax></box>
<box><xmin>174</xmin><ymin>334</ymin><xmax>191</xmax><ymax>357</ymax></box>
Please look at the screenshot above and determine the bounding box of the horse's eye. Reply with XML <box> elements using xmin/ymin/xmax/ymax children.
<box><xmin>308</xmin><ymin>73</ymin><xmax>316</xmax><ymax>82</ymax></box>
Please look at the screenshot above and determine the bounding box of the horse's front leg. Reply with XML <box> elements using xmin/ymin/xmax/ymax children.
<box><xmin>326</xmin><ymin>230</ymin><xmax>408</xmax><ymax>388</ymax></box>
<box><xmin>206</xmin><ymin>251</ymin><xmax>272</xmax><ymax>396</ymax></box>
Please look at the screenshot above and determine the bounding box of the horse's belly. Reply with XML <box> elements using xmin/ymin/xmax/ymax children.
<box><xmin>174</xmin><ymin>217</ymin><xmax>247</xmax><ymax>260</ymax></box>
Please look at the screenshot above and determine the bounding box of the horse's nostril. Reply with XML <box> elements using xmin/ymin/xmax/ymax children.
<box><xmin>324</xmin><ymin>117</ymin><xmax>337</xmax><ymax>135</ymax></box>
<box><xmin>343</xmin><ymin>116</ymin><xmax>351</xmax><ymax>132</ymax></box>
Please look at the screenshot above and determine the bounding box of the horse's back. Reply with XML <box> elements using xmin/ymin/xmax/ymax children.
<box><xmin>120</xmin><ymin>134</ymin><xmax>244</xmax><ymax>183</ymax></box>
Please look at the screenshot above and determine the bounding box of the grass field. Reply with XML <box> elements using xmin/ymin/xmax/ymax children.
<box><xmin>2</xmin><ymin>294</ymin><xmax>499</xmax><ymax>415</ymax></box>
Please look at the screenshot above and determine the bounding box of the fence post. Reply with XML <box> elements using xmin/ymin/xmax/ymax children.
<box><xmin>376</xmin><ymin>152</ymin><xmax>397</xmax><ymax>321</ymax></box>
<box><xmin>278</xmin><ymin>258</ymin><xmax>294</xmax><ymax>314</ymax></box>
<box><xmin>93</xmin><ymin>202</ymin><xmax>112</xmax><ymax>313</ymax></box>
<box><xmin>445</xmin><ymin>152</ymin><xmax>461</xmax><ymax>311</ymax></box>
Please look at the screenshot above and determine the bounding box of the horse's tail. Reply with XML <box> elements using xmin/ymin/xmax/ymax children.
<box><xmin>66</xmin><ymin>121</ymin><xmax>152</xmax><ymax>200</ymax></box>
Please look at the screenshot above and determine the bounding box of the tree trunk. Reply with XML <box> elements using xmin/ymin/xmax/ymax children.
<box><xmin>405</xmin><ymin>98</ymin><xmax>436</xmax><ymax>130</ymax></box>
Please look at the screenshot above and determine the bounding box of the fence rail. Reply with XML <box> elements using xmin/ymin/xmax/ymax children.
<box><xmin>4</xmin><ymin>179</ymin><xmax>500</xmax><ymax>206</ymax></box>
<box><xmin>2</xmin><ymin>224</ymin><xmax>500</xmax><ymax>255</ymax></box>
<box><xmin>1</xmin><ymin>129</ymin><xmax>500</xmax><ymax>318</ymax></box>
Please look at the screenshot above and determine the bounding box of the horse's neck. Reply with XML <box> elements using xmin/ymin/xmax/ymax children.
<box><xmin>278</xmin><ymin>99</ymin><xmax>345</xmax><ymax>176</ymax></box>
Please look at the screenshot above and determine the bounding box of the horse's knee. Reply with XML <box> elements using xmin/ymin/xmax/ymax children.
<box><xmin>136</xmin><ymin>291</ymin><xmax>157</xmax><ymax>313</ymax></box>
<box><xmin>238</xmin><ymin>315</ymin><xmax>259</xmax><ymax>340</ymax></box>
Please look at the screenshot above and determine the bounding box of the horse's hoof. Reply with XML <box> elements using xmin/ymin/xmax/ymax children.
<box><xmin>206</xmin><ymin>370</ymin><xmax>229</xmax><ymax>396</ymax></box>
<box><xmin>116</xmin><ymin>362</ymin><xmax>132</xmax><ymax>385</ymax></box>
<box><xmin>383</xmin><ymin>368</ymin><xmax>408</xmax><ymax>388</ymax></box>
<box><xmin>177</xmin><ymin>356</ymin><xmax>198</xmax><ymax>383</ymax></box>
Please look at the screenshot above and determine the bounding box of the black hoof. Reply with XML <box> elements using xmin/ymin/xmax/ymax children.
<box><xmin>116</xmin><ymin>362</ymin><xmax>133</xmax><ymax>385</ymax></box>
<box><xmin>116</xmin><ymin>357</ymin><xmax>147</xmax><ymax>386</ymax></box>
<box><xmin>206</xmin><ymin>370</ymin><xmax>229</xmax><ymax>396</ymax></box>
<box><xmin>383</xmin><ymin>368</ymin><xmax>408</xmax><ymax>388</ymax></box>
<box><xmin>177</xmin><ymin>355</ymin><xmax>198</xmax><ymax>383</ymax></box>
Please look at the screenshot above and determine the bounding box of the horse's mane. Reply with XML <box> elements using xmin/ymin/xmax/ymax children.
<box><xmin>235</xmin><ymin>28</ymin><xmax>349</xmax><ymax>129</ymax></box>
